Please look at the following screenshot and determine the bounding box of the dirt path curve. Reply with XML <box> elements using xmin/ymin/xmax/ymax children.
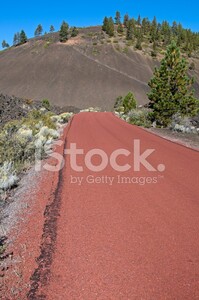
<box><xmin>26</xmin><ymin>112</ymin><xmax>199</xmax><ymax>299</ymax></box>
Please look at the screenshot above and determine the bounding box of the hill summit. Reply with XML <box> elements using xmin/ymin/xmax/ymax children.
<box><xmin>0</xmin><ymin>26</ymin><xmax>199</xmax><ymax>110</ymax></box>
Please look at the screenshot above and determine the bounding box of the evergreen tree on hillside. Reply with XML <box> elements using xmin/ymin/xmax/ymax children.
<box><xmin>71</xmin><ymin>27</ymin><xmax>79</xmax><ymax>37</ymax></box>
<box><xmin>161</xmin><ymin>21</ymin><xmax>171</xmax><ymax>45</ymax></box>
<box><xmin>114</xmin><ymin>11</ymin><xmax>121</xmax><ymax>25</ymax></box>
<box><xmin>107</xmin><ymin>17</ymin><xmax>115</xmax><ymax>37</ymax></box>
<box><xmin>50</xmin><ymin>25</ymin><xmax>55</xmax><ymax>32</ymax></box>
<box><xmin>20</xmin><ymin>30</ymin><xmax>27</xmax><ymax>44</ymax></box>
<box><xmin>148</xmin><ymin>41</ymin><xmax>199</xmax><ymax>126</ymax></box>
<box><xmin>123</xmin><ymin>14</ymin><xmax>129</xmax><ymax>28</ymax></box>
<box><xmin>59</xmin><ymin>21</ymin><xmax>69</xmax><ymax>42</ymax></box>
<box><xmin>184</xmin><ymin>29</ymin><xmax>194</xmax><ymax>57</ymax></box>
<box><xmin>142</xmin><ymin>18</ymin><xmax>151</xmax><ymax>36</ymax></box>
<box><xmin>102</xmin><ymin>17</ymin><xmax>114</xmax><ymax>37</ymax></box>
<box><xmin>102</xmin><ymin>12</ymin><xmax>199</xmax><ymax>56</ymax></box>
<box><xmin>151</xmin><ymin>41</ymin><xmax>157</xmax><ymax>57</ymax></box>
<box><xmin>2</xmin><ymin>40</ymin><xmax>9</xmax><ymax>48</ymax></box>
<box><xmin>176</xmin><ymin>23</ymin><xmax>184</xmax><ymax>46</ymax></box>
<box><xmin>126</xmin><ymin>19</ymin><xmax>135</xmax><ymax>40</ymax></box>
<box><xmin>102</xmin><ymin>17</ymin><xmax>109</xmax><ymax>31</ymax></box>
<box><xmin>150</xmin><ymin>16</ymin><xmax>157</xmax><ymax>42</ymax></box>
<box><xmin>171</xmin><ymin>21</ymin><xmax>178</xmax><ymax>36</ymax></box>
<box><xmin>117</xmin><ymin>23</ymin><xmax>124</xmax><ymax>34</ymax></box>
<box><xmin>34</xmin><ymin>24</ymin><xmax>43</xmax><ymax>37</ymax></box>
<box><xmin>114</xmin><ymin>92</ymin><xmax>137</xmax><ymax>113</ymax></box>
<box><xmin>137</xmin><ymin>15</ymin><xmax>141</xmax><ymax>26</ymax></box>
<box><xmin>135</xmin><ymin>32</ymin><xmax>142</xmax><ymax>50</ymax></box>
<box><xmin>13</xmin><ymin>33</ymin><xmax>20</xmax><ymax>46</ymax></box>
<box><xmin>123</xmin><ymin>92</ymin><xmax>137</xmax><ymax>113</ymax></box>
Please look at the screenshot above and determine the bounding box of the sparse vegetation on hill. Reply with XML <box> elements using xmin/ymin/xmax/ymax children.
<box><xmin>102</xmin><ymin>12</ymin><xmax>199</xmax><ymax>58</ymax></box>
<box><xmin>0</xmin><ymin>15</ymin><xmax>199</xmax><ymax>114</ymax></box>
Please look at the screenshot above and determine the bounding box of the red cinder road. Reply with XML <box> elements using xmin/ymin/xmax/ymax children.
<box><xmin>28</xmin><ymin>112</ymin><xmax>199</xmax><ymax>299</ymax></box>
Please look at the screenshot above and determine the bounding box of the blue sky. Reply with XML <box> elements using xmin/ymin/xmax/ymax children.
<box><xmin>0</xmin><ymin>0</ymin><xmax>199</xmax><ymax>49</ymax></box>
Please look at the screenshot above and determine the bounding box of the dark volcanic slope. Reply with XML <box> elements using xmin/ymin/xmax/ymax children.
<box><xmin>0</xmin><ymin>27</ymin><xmax>199</xmax><ymax>110</ymax></box>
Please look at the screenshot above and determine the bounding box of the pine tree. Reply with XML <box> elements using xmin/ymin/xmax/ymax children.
<box><xmin>114</xmin><ymin>92</ymin><xmax>137</xmax><ymax>113</ymax></box>
<box><xmin>35</xmin><ymin>24</ymin><xmax>43</xmax><ymax>37</ymax></box>
<box><xmin>71</xmin><ymin>27</ymin><xmax>79</xmax><ymax>37</ymax></box>
<box><xmin>117</xmin><ymin>23</ymin><xmax>123</xmax><ymax>34</ymax></box>
<box><xmin>135</xmin><ymin>31</ymin><xmax>142</xmax><ymax>50</ymax></box>
<box><xmin>151</xmin><ymin>41</ymin><xmax>157</xmax><ymax>57</ymax></box>
<box><xmin>137</xmin><ymin>15</ymin><xmax>141</xmax><ymax>26</ymax></box>
<box><xmin>102</xmin><ymin>17</ymin><xmax>109</xmax><ymax>31</ymax></box>
<box><xmin>50</xmin><ymin>25</ymin><xmax>55</xmax><ymax>32</ymax></box>
<box><xmin>123</xmin><ymin>14</ymin><xmax>129</xmax><ymax>28</ymax></box>
<box><xmin>114</xmin><ymin>11</ymin><xmax>121</xmax><ymax>25</ymax></box>
<box><xmin>13</xmin><ymin>33</ymin><xmax>20</xmax><ymax>46</ymax></box>
<box><xmin>2</xmin><ymin>40</ymin><xmax>9</xmax><ymax>48</ymax></box>
<box><xmin>102</xmin><ymin>17</ymin><xmax>114</xmax><ymax>36</ymax></box>
<box><xmin>141</xmin><ymin>18</ymin><xmax>147</xmax><ymax>35</ymax></box>
<box><xmin>176</xmin><ymin>23</ymin><xmax>184</xmax><ymax>47</ymax></box>
<box><xmin>59</xmin><ymin>21</ymin><xmax>69</xmax><ymax>42</ymax></box>
<box><xmin>148</xmin><ymin>41</ymin><xmax>199</xmax><ymax>126</ymax></box>
<box><xmin>107</xmin><ymin>17</ymin><xmax>114</xmax><ymax>37</ymax></box>
<box><xmin>123</xmin><ymin>92</ymin><xmax>137</xmax><ymax>113</ymax></box>
<box><xmin>126</xmin><ymin>20</ymin><xmax>135</xmax><ymax>40</ymax></box>
<box><xmin>20</xmin><ymin>30</ymin><xmax>27</xmax><ymax>44</ymax></box>
<box><xmin>161</xmin><ymin>21</ymin><xmax>171</xmax><ymax>45</ymax></box>
<box><xmin>171</xmin><ymin>21</ymin><xmax>178</xmax><ymax>36</ymax></box>
<box><xmin>150</xmin><ymin>16</ymin><xmax>157</xmax><ymax>42</ymax></box>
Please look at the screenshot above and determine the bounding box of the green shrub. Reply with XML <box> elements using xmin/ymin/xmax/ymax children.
<box><xmin>42</xmin><ymin>98</ymin><xmax>50</xmax><ymax>110</ymax></box>
<box><xmin>127</xmin><ymin>109</ymin><xmax>151</xmax><ymax>127</ymax></box>
<box><xmin>114</xmin><ymin>96</ymin><xmax>123</xmax><ymax>112</ymax></box>
<box><xmin>123</xmin><ymin>92</ymin><xmax>137</xmax><ymax>113</ymax></box>
<box><xmin>123</xmin><ymin>46</ymin><xmax>129</xmax><ymax>53</ymax></box>
<box><xmin>114</xmin><ymin>92</ymin><xmax>137</xmax><ymax>114</ymax></box>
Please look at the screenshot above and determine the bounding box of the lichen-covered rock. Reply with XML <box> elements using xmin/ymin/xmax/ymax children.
<box><xmin>170</xmin><ymin>114</ymin><xmax>199</xmax><ymax>134</ymax></box>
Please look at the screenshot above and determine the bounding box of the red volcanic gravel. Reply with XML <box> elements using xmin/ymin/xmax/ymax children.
<box><xmin>2</xmin><ymin>112</ymin><xmax>199</xmax><ymax>299</ymax></box>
